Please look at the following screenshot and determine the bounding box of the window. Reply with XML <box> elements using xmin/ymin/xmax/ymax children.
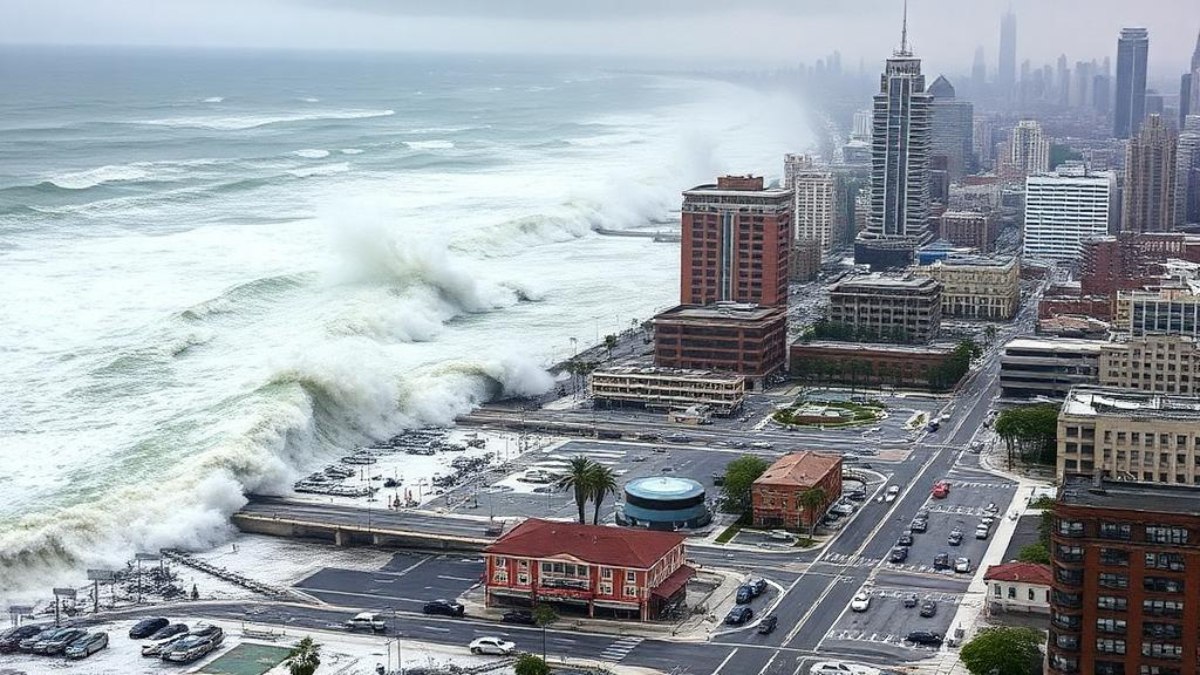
<box><xmin>601</xmin><ymin>568</ymin><xmax>612</xmax><ymax>580</ymax></box>
<box><xmin>1057</xmin><ymin>520</ymin><xmax>1084</xmax><ymax>537</ymax></box>
<box><xmin>1141</xmin><ymin>642</ymin><xmax>1183</xmax><ymax>660</ymax></box>
<box><xmin>1145</xmin><ymin>525</ymin><xmax>1189</xmax><ymax>545</ymax></box>
<box><xmin>1139</xmin><ymin>666</ymin><xmax>1181</xmax><ymax>675</ymax></box>
<box><xmin>494</xmin><ymin>557</ymin><xmax>507</xmax><ymax>567</ymax></box>
<box><xmin>599</xmin><ymin>582</ymin><xmax>613</xmax><ymax>595</ymax></box>
<box><xmin>1028</xmin><ymin>588</ymin><xmax>1036</xmax><ymax>601</ymax></box>
<box><xmin>993</xmin><ymin>584</ymin><xmax>1002</xmax><ymax>597</ymax></box>
<box><xmin>1099</xmin><ymin>548</ymin><xmax>1128</xmax><ymax>566</ymax></box>
<box><xmin>623</xmin><ymin>585</ymin><xmax>638</xmax><ymax>598</ymax></box>
<box><xmin>1097</xmin><ymin>596</ymin><xmax>1127</xmax><ymax>611</ymax></box>
<box><xmin>1054</xmin><ymin>632</ymin><xmax>1078</xmax><ymax>651</ymax></box>
<box><xmin>493</xmin><ymin>570</ymin><xmax>509</xmax><ymax>583</ymax></box>
<box><xmin>1051</xmin><ymin>655</ymin><xmax>1078</xmax><ymax>674</ymax></box>
<box><xmin>1096</xmin><ymin>618</ymin><xmax>1126</xmax><ymax>634</ymax></box>
<box><xmin>1007</xmin><ymin>586</ymin><xmax>1016</xmax><ymax>599</ymax></box>
<box><xmin>1099</xmin><ymin>522</ymin><xmax>1131</xmax><ymax>540</ymax></box>
<box><xmin>1144</xmin><ymin>577</ymin><xmax>1184</xmax><ymax>593</ymax></box>
<box><xmin>1095</xmin><ymin>661</ymin><xmax>1125</xmax><ymax>675</ymax></box>
<box><xmin>1143</xmin><ymin>599</ymin><xmax>1184</xmax><ymax>617</ymax></box>
<box><xmin>1052</xmin><ymin>611</ymin><xmax>1081</xmax><ymax>630</ymax></box>
<box><xmin>1098</xmin><ymin>572</ymin><xmax>1128</xmax><ymax>589</ymax></box>
<box><xmin>1057</xmin><ymin>544</ymin><xmax>1083</xmax><ymax>562</ymax></box>
<box><xmin>625</xmin><ymin>570</ymin><xmax>636</xmax><ymax>583</ymax></box>
<box><xmin>1095</xmin><ymin>639</ymin><xmax>1125</xmax><ymax>655</ymax></box>
<box><xmin>1145</xmin><ymin>552</ymin><xmax>1185</xmax><ymax>571</ymax></box>
<box><xmin>1143</xmin><ymin>622</ymin><xmax>1183</xmax><ymax>639</ymax></box>
<box><xmin>518</xmin><ymin>573</ymin><xmax>529</xmax><ymax>585</ymax></box>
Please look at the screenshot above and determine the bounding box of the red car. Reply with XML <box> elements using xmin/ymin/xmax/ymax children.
<box><xmin>931</xmin><ymin>481</ymin><xmax>951</xmax><ymax>499</ymax></box>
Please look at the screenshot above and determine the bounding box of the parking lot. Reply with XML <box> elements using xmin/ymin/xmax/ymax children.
<box><xmin>294</xmin><ymin>552</ymin><xmax>484</xmax><ymax>613</ymax></box>
<box><xmin>821</xmin><ymin>581</ymin><xmax>965</xmax><ymax>658</ymax></box>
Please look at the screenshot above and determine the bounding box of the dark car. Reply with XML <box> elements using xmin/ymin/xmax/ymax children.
<box><xmin>906</xmin><ymin>631</ymin><xmax>944</xmax><ymax>647</ymax></box>
<box><xmin>846</xmin><ymin>488</ymin><xmax>867</xmax><ymax>501</ymax></box>
<box><xmin>711</xmin><ymin>473</ymin><xmax>726</xmax><ymax>486</ymax></box>
<box><xmin>948</xmin><ymin>530</ymin><xmax>964</xmax><ymax>546</ymax></box>
<box><xmin>747</xmin><ymin>578</ymin><xmax>768</xmax><ymax>597</ymax></box>
<box><xmin>423</xmin><ymin>599</ymin><xmax>465</xmax><ymax>617</ymax></box>
<box><xmin>756</xmin><ymin>615</ymin><xmax>778</xmax><ymax>635</ymax></box>
<box><xmin>902</xmin><ymin>593</ymin><xmax>918</xmax><ymax>608</ymax></box>
<box><xmin>909</xmin><ymin>518</ymin><xmax>928</xmax><ymax>533</ymax></box>
<box><xmin>34</xmin><ymin>627</ymin><xmax>86</xmax><ymax>655</ymax></box>
<box><xmin>897</xmin><ymin>531</ymin><xmax>914</xmax><ymax>547</ymax></box>
<box><xmin>129</xmin><ymin>618</ymin><xmax>170</xmax><ymax>639</ymax></box>
<box><xmin>17</xmin><ymin>628</ymin><xmax>56</xmax><ymax>653</ymax></box>
<box><xmin>724</xmin><ymin>606</ymin><xmax>753</xmax><ymax>625</ymax></box>
<box><xmin>0</xmin><ymin>626</ymin><xmax>43</xmax><ymax>654</ymax></box>
<box><xmin>735</xmin><ymin>585</ymin><xmax>754</xmax><ymax>604</ymax></box>
<box><xmin>502</xmin><ymin>609</ymin><xmax>537</xmax><ymax>625</ymax></box>
<box><xmin>146</xmin><ymin>623</ymin><xmax>189</xmax><ymax>642</ymax></box>
<box><xmin>919</xmin><ymin>600</ymin><xmax>938</xmax><ymax>617</ymax></box>
<box><xmin>933</xmin><ymin>552</ymin><xmax>951</xmax><ymax>570</ymax></box>
<box><xmin>889</xmin><ymin>547</ymin><xmax>909</xmax><ymax>563</ymax></box>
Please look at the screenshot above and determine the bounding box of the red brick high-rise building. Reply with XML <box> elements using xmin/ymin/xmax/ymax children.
<box><xmin>680</xmin><ymin>176</ymin><xmax>792</xmax><ymax>307</ymax></box>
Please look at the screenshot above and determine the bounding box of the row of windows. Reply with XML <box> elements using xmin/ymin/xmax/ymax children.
<box><xmin>1055</xmin><ymin>519</ymin><xmax>1191</xmax><ymax>544</ymax></box>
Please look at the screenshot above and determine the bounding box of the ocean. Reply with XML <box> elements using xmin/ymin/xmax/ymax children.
<box><xmin>0</xmin><ymin>46</ymin><xmax>810</xmax><ymax>597</ymax></box>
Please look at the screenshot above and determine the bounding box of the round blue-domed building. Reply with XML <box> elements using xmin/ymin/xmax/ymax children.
<box><xmin>615</xmin><ymin>476</ymin><xmax>711</xmax><ymax>531</ymax></box>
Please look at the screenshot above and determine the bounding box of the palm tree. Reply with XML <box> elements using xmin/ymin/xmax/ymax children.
<box><xmin>589</xmin><ymin>464</ymin><xmax>619</xmax><ymax>525</ymax></box>
<box><xmin>798</xmin><ymin>487</ymin><xmax>828</xmax><ymax>539</ymax></box>
<box><xmin>563</xmin><ymin>456</ymin><xmax>595</xmax><ymax>523</ymax></box>
<box><xmin>284</xmin><ymin>636</ymin><xmax>321</xmax><ymax>675</ymax></box>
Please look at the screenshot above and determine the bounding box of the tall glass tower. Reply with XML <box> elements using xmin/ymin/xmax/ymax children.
<box><xmin>1114</xmin><ymin>27</ymin><xmax>1149</xmax><ymax>139</ymax></box>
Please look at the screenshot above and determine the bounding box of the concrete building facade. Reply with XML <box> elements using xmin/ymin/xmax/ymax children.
<box><xmin>1115</xmin><ymin>289</ymin><xmax>1200</xmax><ymax>338</ymax></box>
<box><xmin>1000</xmin><ymin>120</ymin><xmax>1049</xmax><ymax>184</ymax></box>
<box><xmin>827</xmin><ymin>275</ymin><xmax>943</xmax><ymax>344</ymax></box>
<box><xmin>788</xmin><ymin>341</ymin><xmax>961</xmax><ymax>390</ymax></box>
<box><xmin>1023</xmin><ymin>166</ymin><xmax>1116</xmax><ymax>262</ymax></box>
<box><xmin>984</xmin><ymin>562</ymin><xmax>1052</xmax><ymax>615</ymax></box>
<box><xmin>589</xmin><ymin>366</ymin><xmax>745</xmax><ymax>416</ymax></box>
<box><xmin>784</xmin><ymin>154</ymin><xmax>836</xmax><ymax>255</ymax></box>
<box><xmin>999</xmin><ymin>338</ymin><xmax>1105</xmax><ymax>399</ymax></box>
<box><xmin>1099</xmin><ymin>335</ymin><xmax>1200</xmax><ymax>395</ymax></box>
<box><xmin>1121</xmin><ymin>114</ymin><xmax>1177</xmax><ymax>234</ymax></box>
<box><xmin>928</xmin><ymin>76</ymin><xmax>974</xmax><ymax>181</ymax></box>
<box><xmin>937</xmin><ymin>211</ymin><xmax>996</xmax><ymax>253</ymax></box>
<box><xmin>919</xmin><ymin>255</ymin><xmax>1020</xmax><ymax>320</ymax></box>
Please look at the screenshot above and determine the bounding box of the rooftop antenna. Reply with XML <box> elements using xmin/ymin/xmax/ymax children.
<box><xmin>896</xmin><ymin>0</ymin><xmax>912</xmax><ymax>56</ymax></box>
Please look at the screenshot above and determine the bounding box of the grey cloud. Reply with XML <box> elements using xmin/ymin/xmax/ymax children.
<box><xmin>289</xmin><ymin>0</ymin><xmax>890</xmax><ymax>20</ymax></box>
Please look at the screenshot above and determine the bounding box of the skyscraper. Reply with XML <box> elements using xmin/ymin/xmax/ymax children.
<box><xmin>970</xmin><ymin>46</ymin><xmax>987</xmax><ymax>98</ymax></box>
<box><xmin>1114</xmin><ymin>27</ymin><xmax>1149</xmax><ymax>139</ymax></box>
<box><xmin>973</xmin><ymin>116</ymin><xmax>995</xmax><ymax>169</ymax></box>
<box><xmin>1190</xmin><ymin>29</ymin><xmax>1200</xmax><ymax>120</ymax></box>
<box><xmin>1071</xmin><ymin>61</ymin><xmax>1095</xmax><ymax>109</ymax></box>
<box><xmin>1182</xmin><ymin>74</ymin><xmax>1193</xmax><ymax>128</ymax></box>
<box><xmin>928</xmin><ymin>76</ymin><xmax>975</xmax><ymax>181</ymax></box>
<box><xmin>784</xmin><ymin>154</ymin><xmax>836</xmax><ymax>255</ymax></box>
<box><xmin>854</xmin><ymin>4</ymin><xmax>932</xmax><ymax>269</ymax></box>
<box><xmin>1024</xmin><ymin>164</ymin><xmax>1116</xmax><ymax>262</ymax></box>
<box><xmin>1176</xmin><ymin>116</ymin><xmax>1200</xmax><ymax>226</ymax></box>
<box><xmin>998</xmin><ymin>10</ymin><xmax>1017</xmax><ymax>104</ymax></box>
<box><xmin>679</xmin><ymin>176</ymin><xmax>792</xmax><ymax>308</ymax></box>
<box><xmin>1056</xmin><ymin>54</ymin><xmax>1071</xmax><ymax>108</ymax></box>
<box><xmin>1000</xmin><ymin>120</ymin><xmax>1050</xmax><ymax>183</ymax></box>
<box><xmin>1121</xmin><ymin>114</ymin><xmax>1177</xmax><ymax>233</ymax></box>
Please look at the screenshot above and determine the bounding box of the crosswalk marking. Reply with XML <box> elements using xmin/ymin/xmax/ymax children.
<box><xmin>598</xmin><ymin>636</ymin><xmax>642</xmax><ymax>661</ymax></box>
<box><xmin>821</xmin><ymin>553</ymin><xmax>881</xmax><ymax>568</ymax></box>
<box><xmin>824</xmin><ymin>630</ymin><xmax>941</xmax><ymax>650</ymax></box>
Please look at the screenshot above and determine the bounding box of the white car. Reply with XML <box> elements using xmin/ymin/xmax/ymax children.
<box><xmin>810</xmin><ymin>661</ymin><xmax>881</xmax><ymax>675</ymax></box>
<box><xmin>884</xmin><ymin>485</ymin><xmax>900</xmax><ymax>502</ymax></box>
<box><xmin>849</xmin><ymin>592</ymin><xmax>871</xmax><ymax>612</ymax></box>
<box><xmin>345</xmin><ymin>612</ymin><xmax>386</xmax><ymax>633</ymax></box>
<box><xmin>469</xmin><ymin>637</ymin><xmax>516</xmax><ymax>656</ymax></box>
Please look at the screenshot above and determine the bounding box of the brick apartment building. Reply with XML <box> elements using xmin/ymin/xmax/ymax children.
<box><xmin>936</xmin><ymin>210</ymin><xmax>996</xmax><ymax>253</ymax></box>
<box><xmin>653</xmin><ymin>303</ymin><xmax>787</xmax><ymax>386</ymax></box>
<box><xmin>484</xmin><ymin>518</ymin><xmax>693</xmax><ymax>621</ymax></box>
<box><xmin>1048</xmin><ymin>476</ymin><xmax>1200</xmax><ymax>675</ymax></box>
<box><xmin>680</xmin><ymin>175</ymin><xmax>792</xmax><ymax>308</ymax></box>
<box><xmin>751</xmin><ymin>452</ymin><xmax>843</xmax><ymax>530</ymax></box>
<box><xmin>1079</xmin><ymin>233</ymin><xmax>1191</xmax><ymax>296</ymax></box>
<box><xmin>827</xmin><ymin>274</ymin><xmax>943</xmax><ymax>343</ymax></box>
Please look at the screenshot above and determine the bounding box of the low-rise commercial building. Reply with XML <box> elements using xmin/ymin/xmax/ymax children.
<box><xmin>1115</xmin><ymin>288</ymin><xmax>1200</xmax><ymax>338</ymax></box>
<box><xmin>919</xmin><ymin>255</ymin><xmax>1020</xmax><ymax>320</ymax></box>
<box><xmin>999</xmin><ymin>337</ymin><xmax>1106</xmax><ymax>399</ymax></box>
<box><xmin>589</xmin><ymin>367</ymin><xmax>745</xmax><ymax>416</ymax></box>
<box><xmin>1058</xmin><ymin>386</ymin><xmax>1200</xmax><ymax>485</ymax></box>
<box><xmin>751</xmin><ymin>452</ymin><xmax>842</xmax><ymax>530</ymax></box>
<box><xmin>789</xmin><ymin>341</ymin><xmax>961</xmax><ymax>390</ymax></box>
<box><xmin>616</xmin><ymin>477</ymin><xmax>710</xmax><ymax>531</ymax></box>
<box><xmin>653</xmin><ymin>303</ymin><xmax>787</xmax><ymax>386</ymax></box>
<box><xmin>937</xmin><ymin>210</ymin><xmax>996</xmax><ymax>253</ymax></box>
<box><xmin>484</xmin><ymin>518</ymin><xmax>693</xmax><ymax>621</ymax></box>
<box><xmin>1099</xmin><ymin>335</ymin><xmax>1200</xmax><ymax>394</ymax></box>
<box><xmin>984</xmin><ymin>562</ymin><xmax>1052</xmax><ymax>615</ymax></box>
<box><xmin>827</xmin><ymin>274</ymin><xmax>943</xmax><ymax>344</ymax></box>
<box><xmin>1048</xmin><ymin>476</ymin><xmax>1200</xmax><ymax>675</ymax></box>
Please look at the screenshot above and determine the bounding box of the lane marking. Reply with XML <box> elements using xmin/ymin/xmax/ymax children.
<box><xmin>711</xmin><ymin>648</ymin><xmax>739</xmax><ymax>675</ymax></box>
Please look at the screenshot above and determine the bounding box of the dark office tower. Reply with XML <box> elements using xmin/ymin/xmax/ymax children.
<box><xmin>1191</xmin><ymin>29</ymin><xmax>1200</xmax><ymax>121</ymax></box>
<box><xmin>1114</xmin><ymin>27</ymin><xmax>1149</xmax><ymax>139</ymax></box>
<box><xmin>1121</xmin><ymin>114</ymin><xmax>1177</xmax><ymax>233</ymax></box>
<box><xmin>854</xmin><ymin>4</ymin><xmax>932</xmax><ymax>270</ymax></box>
<box><xmin>998</xmin><ymin>10</ymin><xmax>1017</xmax><ymax>103</ymax></box>
<box><xmin>1056</xmin><ymin>55</ymin><xmax>1071</xmax><ymax>108</ymax></box>
<box><xmin>929</xmin><ymin>76</ymin><xmax>974</xmax><ymax>181</ymax></box>
<box><xmin>1093</xmin><ymin>74</ymin><xmax>1112</xmax><ymax>114</ymax></box>
<box><xmin>1183</xmin><ymin>74</ymin><xmax>1193</xmax><ymax>128</ymax></box>
<box><xmin>971</xmin><ymin>47</ymin><xmax>987</xmax><ymax>98</ymax></box>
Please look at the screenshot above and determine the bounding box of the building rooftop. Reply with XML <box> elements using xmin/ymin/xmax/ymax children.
<box><xmin>1003</xmin><ymin>337</ymin><xmax>1109</xmax><ymax>354</ymax></box>
<box><xmin>654</xmin><ymin>303</ymin><xmax>784</xmax><ymax>322</ymax></box>
<box><xmin>1059</xmin><ymin>473</ymin><xmax>1200</xmax><ymax>515</ymax></box>
<box><xmin>684</xmin><ymin>175</ymin><xmax>791</xmax><ymax>198</ymax></box>
<box><xmin>1061</xmin><ymin>385</ymin><xmax>1200</xmax><ymax>417</ymax></box>
<box><xmin>983</xmin><ymin>562</ymin><xmax>1052</xmax><ymax>586</ymax></box>
<box><xmin>791</xmin><ymin>341</ymin><xmax>957</xmax><ymax>355</ymax></box>
<box><xmin>484</xmin><ymin>518</ymin><xmax>684</xmax><ymax>569</ymax></box>
<box><xmin>754</xmin><ymin>452</ymin><xmax>842</xmax><ymax>488</ymax></box>
<box><xmin>923</xmin><ymin>254</ymin><xmax>1017</xmax><ymax>269</ymax></box>
<box><xmin>592</xmin><ymin>366</ymin><xmax>745</xmax><ymax>383</ymax></box>
<box><xmin>830</xmin><ymin>273</ymin><xmax>940</xmax><ymax>291</ymax></box>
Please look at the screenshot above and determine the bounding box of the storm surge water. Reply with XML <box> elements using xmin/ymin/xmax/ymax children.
<box><xmin>0</xmin><ymin>47</ymin><xmax>811</xmax><ymax>597</ymax></box>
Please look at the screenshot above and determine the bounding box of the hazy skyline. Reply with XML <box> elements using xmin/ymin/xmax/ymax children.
<box><xmin>3</xmin><ymin>0</ymin><xmax>1200</xmax><ymax>78</ymax></box>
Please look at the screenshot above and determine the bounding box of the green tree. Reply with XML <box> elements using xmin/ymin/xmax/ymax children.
<box><xmin>563</xmin><ymin>456</ymin><xmax>595</xmax><ymax>524</ymax></box>
<box><xmin>995</xmin><ymin>404</ymin><xmax>1061</xmax><ymax>467</ymax></box>
<box><xmin>588</xmin><ymin>464</ymin><xmax>619</xmax><ymax>525</ymax></box>
<box><xmin>1017</xmin><ymin>542</ymin><xmax>1051</xmax><ymax>565</ymax></box>
<box><xmin>514</xmin><ymin>654</ymin><xmax>552</xmax><ymax>675</ymax></box>
<box><xmin>960</xmin><ymin>627</ymin><xmax>1044</xmax><ymax>675</ymax></box>
<box><xmin>284</xmin><ymin>637</ymin><xmax>321</xmax><ymax>675</ymax></box>
<box><xmin>532</xmin><ymin>604</ymin><xmax>559</xmax><ymax>661</ymax></box>
<box><xmin>720</xmin><ymin>455</ymin><xmax>770</xmax><ymax>516</ymax></box>
<box><xmin>603</xmin><ymin>334</ymin><xmax>618</xmax><ymax>360</ymax></box>
<box><xmin>798</xmin><ymin>486</ymin><xmax>828</xmax><ymax>538</ymax></box>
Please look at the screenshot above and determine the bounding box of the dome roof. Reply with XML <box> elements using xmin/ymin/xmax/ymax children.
<box><xmin>624</xmin><ymin>476</ymin><xmax>705</xmax><ymax>501</ymax></box>
<box><xmin>929</xmin><ymin>75</ymin><xmax>956</xmax><ymax>99</ymax></box>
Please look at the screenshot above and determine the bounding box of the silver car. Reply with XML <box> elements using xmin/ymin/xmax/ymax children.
<box><xmin>65</xmin><ymin>632</ymin><xmax>108</xmax><ymax>659</ymax></box>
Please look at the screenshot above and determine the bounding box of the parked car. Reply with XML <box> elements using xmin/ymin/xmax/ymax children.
<box><xmin>897</xmin><ymin>531</ymin><xmax>914</xmax><ymax>547</ymax></box>
<box><xmin>34</xmin><ymin>628</ymin><xmax>86</xmax><ymax>655</ymax></box>
<box><xmin>831</xmin><ymin>502</ymin><xmax>855</xmax><ymax>516</ymax></box>
<box><xmin>810</xmin><ymin>662</ymin><xmax>880</xmax><ymax>675</ymax></box>
<box><xmin>146</xmin><ymin>623</ymin><xmax>189</xmax><ymax>642</ymax></box>
<box><xmin>469</xmin><ymin>637</ymin><xmax>515</xmax><ymax>656</ymax></box>
<box><xmin>906</xmin><ymin>631</ymin><xmax>944</xmax><ymax>647</ymax></box>
<box><xmin>749</xmin><ymin>441</ymin><xmax>773</xmax><ymax>449</ymax></box>
<box><xmin>902</xmin><ymin>593</ymin><xmax>918</xmax><ymax>608</ymax></box>
<box><xmin>142</xmin><ymin>633</ymin><xmax>188</xmax><ymax>658</ymax></box>
<box><xmin>910</xmin><ymin>518</ymin><xmax>928</xmax><ymax>532</ymax></box>
<box><xmin>65</xmin><ymin>632</ymin><xmax>108</xmax><ymax>660</ymax></box>
<box><xmin>889</xmin><ymin>547</ymin><xmax>908</xmax><ymax>563</ymax></box>
<box><xmin>919</xmin><ymin>600</ymin><xmax>938</xmax><ymax>617</ymax></box>
<box><xmin>933</xmin><ymin>552</ymin><xmax>951</xmax><ymax>570</ymax></box>
<box><xmin>423</xmin><ymin>599</ymin><xmax>465</xmax><ymax>617</ymax></box>
<box><xmin>667</xmin><ymin>434</ymin><xmax>692</xmax><ymax>443</ymax></box>
<box><xmin>975</xmin><ymin>525</ymin><xmax>990</xmax><ymax>540</ymax></box>
<box><xmin>850</xmin><ymin>592</ymin><xmax>871</xmax><ymax>612</ymax></box>
<box><xmin>345</xmin><ymin>612</ymin><xmax>386</xmax><ymax>633</ymax></box>
<box><xmin>746</xmin><ymin>578</ymin><xmax>768</xmax><ymax>597</ymax></box>
<box><xmin>724</xmin><ymin>606</ymin><xmax>754</xmax><ymax>625</ymax></box>
<box><xmin>768</xmin><ymin>529</ymin><xmax>795</xmax><ymax>542</ymax></box>
<box><xmin>948</xmin><ymin>530</ymin><xmax>964</xmax><ymax>546</ymax></box>
<box><xmin>17</xmin><ymin>628</ymin><xmax>55</xmax><ymax>653</ymax></box>
<box><xmin>735</xmin><ymin>586</ymin><xmax>754</xmax><ymax>604</ymax></box>
<box><xmin>129</xmin><ymin>618</ymin><xmax>170</xmax><ymax>640</ymax></box>
<box><xmin>756</xmin><ymin>615</ymin><xmax>778</xmax><ymax>635</ymax></box>
<box><xmin>162</xmin><ymin>629</ymin><xmax>222</xmax><ymax>664</ymax></box>
<box><xmin>0</xmin><ymin>626</ymin><xmax>43</xmax><ymax>654</ymax></box>
<box><xmin>141</xmin><ymin>624</ymin><xmax>189</xmax><ymax>657</ymax></box>
<box><xmin>885</xmin><ymin>485</ymin><xmax>900</xmax><ymax>502</ymax></box>
<box><xmin>502</xmin><ymin>609</ymin><xmax>537</xmax><ymax>625</ymax></box>
<box><xmin>955</xmin><ymin>557</ymin><xmax>972</xmax><ymax>573</ymax></box>
<box><xmin>846</xmin><ymin>488</ymin><xmax>867</xmax><ymax>501</ymax></box>
<box><xmin>931</xmin><ymin>481</ymin><xmax>950</xmax><ymax>499</ymax></box>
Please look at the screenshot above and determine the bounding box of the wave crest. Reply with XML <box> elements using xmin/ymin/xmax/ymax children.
<box><xmin>138</xmin><ymin>109</ymin><xmax>395</xmax><ymax>131</ymax></box>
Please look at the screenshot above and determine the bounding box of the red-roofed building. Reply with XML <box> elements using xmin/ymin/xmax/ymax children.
<box><xmin>984</xmin><ymin>562</ymin><xmax>1052</xmax><ymax>615</ymax></box>
<box><xmin>751</xmin><ymin>452</ymin><xmax>843</xmax><ymax>530</ymax></box>
<box><xmin>483</xmin><ymin>519</ymin><xmax>693</xmax><ymax>621</ymax></box>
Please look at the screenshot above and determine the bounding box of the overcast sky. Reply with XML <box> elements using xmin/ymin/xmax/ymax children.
<box><xmin>4</xmin><ymin>0</ymin><xmax>1199</xmax><ymax>77</ymax></box>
